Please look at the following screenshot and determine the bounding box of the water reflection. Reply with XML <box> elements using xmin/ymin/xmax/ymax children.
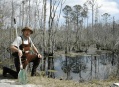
<box><xmin>54</xmin><ymin>53</ymin><xmax>117</xmax><ymax>81</ymax></box>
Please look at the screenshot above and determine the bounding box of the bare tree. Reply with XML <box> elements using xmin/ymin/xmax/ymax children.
<box><xmin>47</xmin><ymin>0</ymin><xmax>65</xmax><ymax>77</ymax></box>
<box><xmin>42</xmin><ymin>0</ymin><xmax>47</xmax><ymax>71</ymax></box>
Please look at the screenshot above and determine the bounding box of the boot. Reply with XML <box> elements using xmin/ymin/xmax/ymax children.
<box><xmin>31</xmin><ymin>68</ymin><xmax>37</xmax><ymax>76</ymax></box>
<box><xmin>31</xmin><ymin>72</ymin><xmax>36</xmax><ymax>76</ymax></box>
<box><xmin>3</xmin><ymin>67</ymin><xmax>7</xmax><ymax>77</ymax></box>
<box><xmin>2</xmin><ymin>67</ymin><xmax>18</xmax><ymax>79</ymax></box>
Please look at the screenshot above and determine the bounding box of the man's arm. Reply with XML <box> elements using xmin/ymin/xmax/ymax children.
<box><xmin>10</xmin><ymin>45</ymin><xmax>19</xmax><ymax>52</ymax></box>
<box><xmin>10</xmin><ymin>45</ymin><xmax>23</xmax><ymax>57</ymax></box>
<box><xmin>10</xmin><ymin>36</ymin><xmax>23</xmax><ymax>57</ymax></box>
<box><xmin>32</xmin><ymin>45</ymin><xmax>42</xmax><ymax>58</ymax></box>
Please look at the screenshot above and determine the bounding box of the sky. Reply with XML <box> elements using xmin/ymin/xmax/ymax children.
<box><xmin>65</xmin><ymin>0</ymin><xmax>119</xmax><ymax>15</ymax></box>
<box><xmin>17</xmin><ymin>0</ymin><xmax>119</xmax><ymax>19</ymax></box>
<box><xmin>13</xmin><ymin>0</ymin><xmax>119</xmax><ymax>26</ymax></box>
<box><xmin>60</xmin><ymin>0</ymin><xmax>119</xmax><ymax>23</ymax></box>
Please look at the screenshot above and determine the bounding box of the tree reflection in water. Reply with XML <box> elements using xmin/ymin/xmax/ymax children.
<box><xmin>57</xmin><ymin>53</ymin><xmax>118</xmax><ymax>81</ymax></box>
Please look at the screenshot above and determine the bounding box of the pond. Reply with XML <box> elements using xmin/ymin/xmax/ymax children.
<box><xmin>53</xmin><ymin>53</ymin><xmax>117</xmax><ymax>82</ymax></box>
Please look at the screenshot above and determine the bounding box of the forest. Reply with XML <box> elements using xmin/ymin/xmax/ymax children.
<box><xmin>0</xmin><ymin>0</ymin><xmax>119</xmax><ymax>82</ymax></box>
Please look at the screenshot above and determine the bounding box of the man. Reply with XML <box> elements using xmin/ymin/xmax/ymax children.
<box><xmin>3</xmin><ymin>26</ymin><xmax>42</xmax><ymax>78</ymax></box>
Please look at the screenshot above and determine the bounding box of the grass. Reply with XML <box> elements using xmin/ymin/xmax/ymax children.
<box><xmin>0</xmin><ymin>68</ymin><xmax>119</xmax><ymax>87</ymax></box>
<box><xmin>27</xmin><ymin>76</ymin><xmax>119</xmax><ymax>87</ymax></box>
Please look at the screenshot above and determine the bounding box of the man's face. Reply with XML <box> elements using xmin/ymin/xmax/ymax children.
<box><xmin>23</xmin><ymin>29</ymin><xmax>31</xmax><ymax>38</ymax></box>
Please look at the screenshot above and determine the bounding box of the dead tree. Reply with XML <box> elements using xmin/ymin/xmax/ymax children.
<box><xmin>47</xmin><ymin>0</ymin><xmax>65</xmax><ymax>77</ymax></box>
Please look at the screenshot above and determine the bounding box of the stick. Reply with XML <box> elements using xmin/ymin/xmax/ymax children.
<box><xmin>14</xmin><ymin>18</ymin><xmax>23</xmax><ymax>69</ymax></box>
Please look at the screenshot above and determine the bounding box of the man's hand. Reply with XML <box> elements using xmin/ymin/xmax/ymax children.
<box><xmin>18</xmin><ymin>50</ymin><xmax>23</xmax><ymax>57</ymax></box>
<box><xmin>38</xmin><ymin>54</ymin><xmax>42</xmax><ymax>58</ymax></box>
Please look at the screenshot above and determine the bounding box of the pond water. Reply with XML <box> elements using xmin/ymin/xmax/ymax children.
<box><xmin>53</xmin><ymin>53</ymin><xmax>117</xmax><ymax>81</ymax></box>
